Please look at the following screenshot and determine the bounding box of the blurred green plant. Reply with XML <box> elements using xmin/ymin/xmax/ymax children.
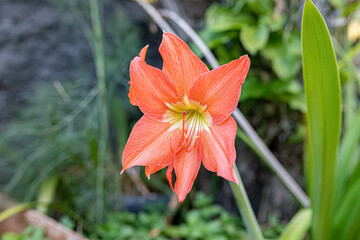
<box><xmin>2</xmin><ymin>226</ymin><xmax>48</xmax><ymax>240</ymax></box>
<box><xmin>0</xmin><ymin>0</ymin><xmax>142</xmax><ymax>229</ymax></box>
<box><xmin>90</xmin><ymin>192</ymin><xmax>283</xmax><ymax>240</ymax></box>
<box><xmin>194</xmin><ymin>0</ymin><xmax>305</xmax><ymax>112</ymax></box>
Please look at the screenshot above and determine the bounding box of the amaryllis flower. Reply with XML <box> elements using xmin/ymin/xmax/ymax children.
<box><xmin>122</xmin><ymin>32</ymin><xmax>250</xmax><ymax>202</ymax></box>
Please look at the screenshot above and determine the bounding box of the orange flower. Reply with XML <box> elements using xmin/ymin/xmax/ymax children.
<box><xmin>122</xmin><ymin>32</ymin><xmax>250</xmax><ymax>202</ymax></box>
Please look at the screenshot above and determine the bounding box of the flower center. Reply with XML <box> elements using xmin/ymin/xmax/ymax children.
<box><xmin>164</xmin><ymin>96</ymin><xmax>212</xmax><ymax>153</ymax></box>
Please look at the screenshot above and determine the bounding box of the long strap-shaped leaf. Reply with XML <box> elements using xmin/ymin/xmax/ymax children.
<box><xmin>301</xmin><ymin>1</ymin><xmax>341</xmax><ymax>239</ymax></box>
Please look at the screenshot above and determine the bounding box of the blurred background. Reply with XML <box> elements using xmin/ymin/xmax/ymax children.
<box><xmin>0</xmin><ymin>0</ymin><xmax>359</xmax><ymax>239</ymax></box>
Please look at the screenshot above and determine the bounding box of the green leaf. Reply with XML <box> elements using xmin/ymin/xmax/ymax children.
<box><xmin>205</xmin><ymin>5</ymin><xmax>255</xmax><ymax>32</ymax></box>
<box><xmin>240</xmin><ymin>77</ymin><xmax>303</xmax><ymax>105</ymax></box>
<box><xmin>0</xmin><ymin>202</ymin><xmax>34</xmax><ymax>223</ymax></box>
<box><xmin>2</xmin><ymin>232</ymin><xmax>20</xmax><ymax>240</ymax></box>
<box><xmin>329</xmin><ymin>0</ymin><xmax>346</xmax><ymax>8</ymax></box>
<box><xmin>334</xmin><ymin>108</ymin><xmax>360</xmax><ymax>202</ymax></box>
<box><xmin>240</xmin><ymin>24</ymin><xmax>269</xmax><ymax>55</ymax></box>
<box><xmin>272</xmin><ymin>54</ymin><xmax>301</xmax><ymax>80</ymax></box>
<box><xmin>260</xmin><ymin>31</ymin><xmax>301</xmax><ymax>80</ymax></box>
<box><xmin>331</xmin><ymin>177</ymin><xmax>360</xmax><ymax>240</ymax></box>
<box><xmin>245</xmin><ymin>0</ymin><xmax>273</xmax><ymax>14</ymax></box>
<box><xmin>260</xmin><ymin>14</ymin><xmax>286</xmax><ymax>32</ymax></box>
<box><xmin>36</xmin><ymin>176</ymin><xmax>58</xmax><ymax>214</ymax></box>
<box><xmin>279</xmin><ymin>208</ymin><xmax>312</xmax><ymax>240</ymax></box>
<box><xmin>301</xmin><ymin>1</ymin><xmax>342</xmax><ymax>240</ymax></box>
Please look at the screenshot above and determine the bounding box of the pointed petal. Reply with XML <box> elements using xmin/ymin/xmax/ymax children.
<box><xmin>128</xmin><ymin>80</ymin><xmax>137</xmax><ymax>106</ymax></box>
<box><xmin>166</xmin><ymin>163</ymin><xmax>174</xmax><ymax>192</ymax></box>
<box><xmin>122</xmin><ymin>116</ymin><xmax>174</xmax><ymax>172</ymax></box>
<box><xmin>128</xmin><ymin>45</ymin><xmax>149</xmax><ymax>106</ymax></box>
<box><xmin>145</xmin><ymin>164</ymin><xmax>167</xmax><ymax>179</ymax></box>
<box><xmin>201</xmin><ymin>116</ymin><xmax>238</xmax><ymax>183</ymax></box>
<box><xmin>130</xmin><ymin>57</ymin><xmax>180</xmax><ymax>121</ymax></box>
<box><xmin>139</xmin><ymin>45</ymin><xmax>149</xmax><ymax>61</ymax></box>
<box><xmin>159</xmin><ymin>32</ymin><xmax>209</xmax><ymax>98</ymax></box>
<box><xmin>189</xmin><ymin>55</ymin><xmax>250</xmax><ymax>124</ymax></box>
<box><xmin>174</xmin><ymin>147</ymin><xmax>201</xmax><ymax>202</ymax></box>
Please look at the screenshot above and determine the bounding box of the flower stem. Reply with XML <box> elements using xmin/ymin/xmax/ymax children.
<box><xmin>229</xmin><ymin>166</ymin><xmax>264</xmax><ymax>240</ymax></box>
<box><xmin>89</xmin><ymin>0</ymin><xmax>108</xmax><ymax>222</ymax></box>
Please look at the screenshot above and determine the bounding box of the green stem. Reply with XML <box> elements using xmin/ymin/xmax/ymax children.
<box><xmin>229</xmin><ymin>166</ymin><xmax>264</xmax><ymax>240</ymax></box>
<box><xmin>89</xmin><ymin>0</ymin><xmax>108</xmax><ymax>222</ymax></box>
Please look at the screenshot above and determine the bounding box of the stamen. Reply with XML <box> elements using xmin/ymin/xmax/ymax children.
<box><xmin>182</xmin><ymin>111</ymin><xmax>186</xmax><ymax>139</ymax></box>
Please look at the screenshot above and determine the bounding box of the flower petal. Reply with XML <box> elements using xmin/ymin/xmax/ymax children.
<box><xmin>159</xmin><ymin>32</ymin><xmax>209</xmax><ymax>98</ymax></box>
<box><xmin>201</xmin><ymin>116</ymin><xmax>238</xmax><ymax>183</ymax></box>
<box><xmin>174</xmin><ymin>147</ymin><xmax>201</xmax><ymax>202</ymax></box>
<box><xmin>122</xmin><ymin>116</ymin><xmax>174</xmax><ymax>172</ymax></box>
<box><xmin>139</xmin><ymin>45</ymin><xmax>149</xmax><ymax>61</ymax></box>
<box><xmin>129</xmin><ymin>45</ymin><xmax>149</xmax><ymax>106</ymax></box>
<box><xmin>145</xmin><ymin>164</ymin><xmax>167</xmax><ymax>180</ymax></box>
<box><xmin>189</xmin><ymin>55</ymin><xmax>250</xmax><ymax>124</ymax></box>
<box><xmin>128</xmin><ymin>80</ymin><xmax>137</xmax><ymax>106</ymax></box>
<box><xmin>130</xmin><ymin>57</ymin><xmax>180</xmax><ymax>121</ymax></box>
<box><xmin>166</xmin><ymin>163</ymin><xmax>174</xmax><ymax>192</ymax></box>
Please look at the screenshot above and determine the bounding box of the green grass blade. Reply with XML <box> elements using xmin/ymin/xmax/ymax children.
<box><xmin>335</xmin><ymin>108</ymin><xmax>360</xmax><ymax>202</ymax></box>
<box><xmin>301</xmin><ymin>1</ymin><xmax>342</xmax><ymax>239</ymax></box>
<box><xmin>279</xmin><ymin>208</ymin><xmax>312</xmax><ymax>240</ymax></box>
<box><xmin>332</xmin><ymin>177</ymin><xmax>360</xmax><ymax>240</ymax></box>
<box><xmin>0</xmin><ymin>203</ymin><xmax>35</xmax><ymax>223</ymax></box>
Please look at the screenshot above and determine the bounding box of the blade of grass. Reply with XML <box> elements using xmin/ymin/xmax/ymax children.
<box><xmin>278</xmin><ymin>208</ymin><xmax>312</xmax><ymax>240</ymax></box>
<box><xmin>332</xmin><ymin>177</ymin><xmax>360</xmax><ymax>240</ymax></box>
<box><xmin>335</xmin><ymin>108</ymin><xmax>360</xmax><ymax>203</ymax></box>
<box><xmin>301</xmin><ymin>1</ymin><xmax>342</xmax><ymax>239</ymax></box>
<box><xmin>89</xmin><ymin>0</ymin><xmax>108</xmax><ymax>222</ymax></box>
<box><xmin>0</xmin><ymin>203</ymin><xmax>35</xmax><ymax>223</ymax></box>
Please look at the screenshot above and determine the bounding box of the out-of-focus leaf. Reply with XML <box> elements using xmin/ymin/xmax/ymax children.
<box><xmin>279</xmin><ymin>208</ymin><xmax>312</xmax><ymax>240</ymax></box>
<box><xmin>37</xmin><ymin>176</ymin><xmax>58</xmax><ymax>214</ymax></box>
<box><xmin>287</xmin><ymin>31</ymin><xmax>302</xmax><ymax>56</ymax></box>
<box><xmin>198</xmin><ymin>31</ymin><xmax>238</xmax><ymax>50</ymax></box>
<box><xmin>261</xmin><ymin>31</ymin><xmax>301</xmax><ymax>80</ymax></box>
<box><xmin>343</xmin><ymin>2</ymin><xmax>360</xmax><ymax>17</ymax></box>
<box><xmin>272</xmin><ymin>55</ymin><xmax>301</xmax><ymax>80</ymax></box>
<box><xmin>335</xmin><ymin>108</ymin><xmax>360</xmax><ymax>201</ymax></box>
<box><xmin>205</xmin><ymin>5</ymin><xmax>255</xmax><ymax>32</ymax></box>
<box><xmin>260</xmin><ymin>14</ymin><xmax>286</xmax><ymax>32</ymax></box>
<box><xmin>245</xmin><ymin>0</ymin><xmax>273</xmax><ymax>14</ymax></box>
<box><xmin>301</xmin><ymin>1</ymin><xmax>342</xmax><ymax>240</ymax></box>
<box><xmin>240</xmin><ymin>24</ymin><xmax>269</xmax><ymax>54</ymax></box>
<box><xmin>0</xmin><ymin>202</ymin><xmax>34</xmax><ymax>223</ymax></box>
<box><xmin>240</xmin><ymin>77</ymin><xmax>302</xmax><ymax>103</ymax></box>
<box><xmin>329</xmin><ymin>0</ymin><xmax>346</xmax><ymax>8</ymax></box>
<box><xmin>331</xmin><ymin>177</ymin><xmax>360</xmax><ymax>240</ymax></box>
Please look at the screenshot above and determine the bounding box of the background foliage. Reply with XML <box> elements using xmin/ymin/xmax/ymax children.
<box><xmin>0</xmin><ymin>0</ymin><xmax>359</xmax><ymax>239</ymax></box>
